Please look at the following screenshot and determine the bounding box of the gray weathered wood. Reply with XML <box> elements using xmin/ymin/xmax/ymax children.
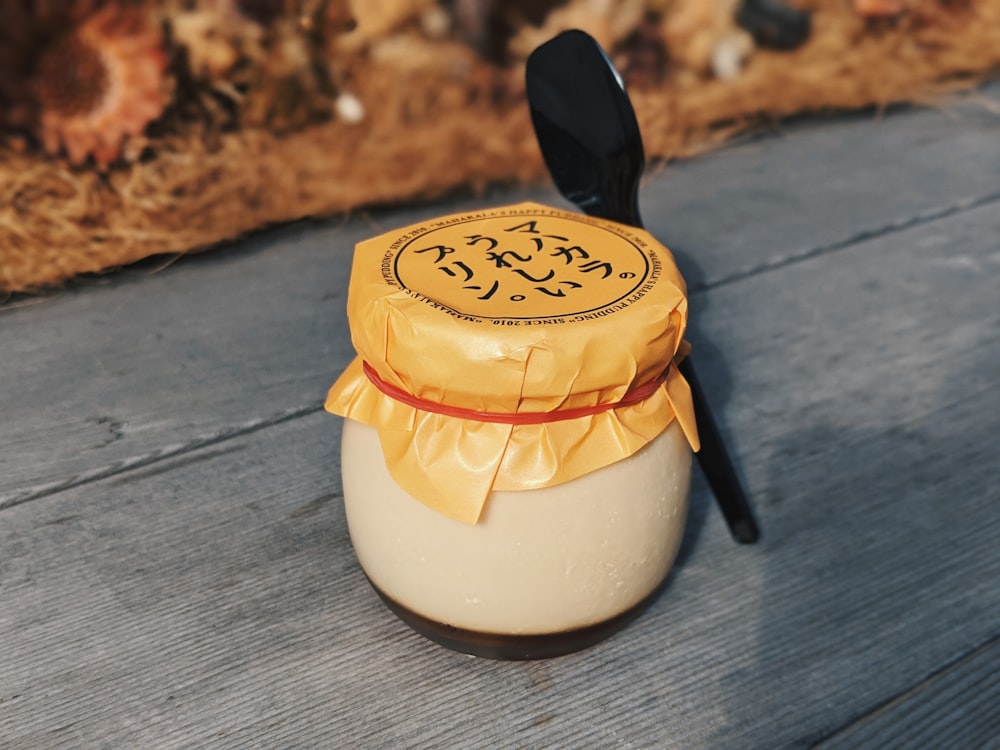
<box><xmin>2</xmin><ymin>158</ymin><xmax>998</xmax><ymax>747</ymax></box>
<box><xmin>687</xmin><ymin>199</ymin><xmax>1000</xmax><ymax>746</ymax></box>
<box><xmin>643</xmin><ymin>82</ymin><xmax>1000</xmax><ymax>292</ymax></box>
<box><xmin>2</xmin><ymin>85</ymin><xmax>999</xmax><ymax>515</ymax></box>
<box><xmin>816</xmin><ymin>638</ymin><xmax>1000</xmax><ymax>750</ymax></box>
<box><xmin>0</xmin><ymin>189</ymin><xmax>548</xmax><ymax>510</ymax></box>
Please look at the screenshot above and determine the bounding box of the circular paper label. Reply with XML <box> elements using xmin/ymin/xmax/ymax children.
<box><xmin>385</xmin><ymin>207</ymin><xmax>657</xmax><ymax>323</ymax></box>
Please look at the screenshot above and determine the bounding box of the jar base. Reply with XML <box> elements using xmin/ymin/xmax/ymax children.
<box><xmin>367</xmin><ymin>578</ymin><xmax>660</xmax><ymax>660</ymax></box>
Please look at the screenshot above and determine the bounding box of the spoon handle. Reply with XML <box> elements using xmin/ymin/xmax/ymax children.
<box><xmin>630</xmin><ymin>212</ymin><xmax>760</xmax><ymax>541</ymax></box>
<box><xmin>678</xmin><ymin>358</ymin><xmax>760</xmax><ymax>543</ymax></box>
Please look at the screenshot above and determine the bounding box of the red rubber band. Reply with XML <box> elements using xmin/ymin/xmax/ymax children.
<box><xmin>362</xmin><ymin>360</ymin><xmax>669</xmax><ymax>425</ymax></box>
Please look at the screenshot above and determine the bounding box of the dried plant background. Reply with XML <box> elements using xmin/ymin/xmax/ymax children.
<box><xmin>1</xmin><ymin>0</ymin><xmax>999</xmax><ymax>293</ymax></box>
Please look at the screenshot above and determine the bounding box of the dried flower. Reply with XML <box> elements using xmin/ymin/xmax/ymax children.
<box><xmin>854</xmin><ymin>0</ymin><xmax>908</xmax><ymax>17</ymax></box>
<box><xmin>172</xmin><ymin>10</ymin><xmax>252</xmax><ymax>82</ymax></box>
<box><xmin>30</xmin><ymin>4</ymin><xmax>169</xmax><ymax>167</ymax></box>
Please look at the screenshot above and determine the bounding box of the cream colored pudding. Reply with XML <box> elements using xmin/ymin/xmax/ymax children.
<box><xmin>342</xmin><ymin>418</ymin><xmax>692</xmax><ymax>636</ymax></box>
<box><xmin>326</xmin><ymin>202</ymin><xmax>702</xmax><ymax>653</ymax></box>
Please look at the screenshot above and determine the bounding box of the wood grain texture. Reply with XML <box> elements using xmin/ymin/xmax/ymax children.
<box><xmin>0</xmin><ymin>186</ymin><xmax>551</xmax><ymax>511</ymax></box>
<box><xmin>0</xmin><ymin>382</ymin><xmax>996</xmax><ymax>749</ymax></box>
<box><xmin>686</xmin><ymin>198</ymin><xmax>1000</xmax><ymax>748</ymax></box>
<box><xmin>2</xmin><ymin>176</ymin><xmax>999</xmax><ymax>747</ymax></box>
<box><xmin>642</xmin><ymin>83</ymin><xmax>1000</xmax><ymax>293</ymax></box>
<box><xmin>2</xmin><ymin>85</ymin><xmax>999</xmax><ymax>514</ymax></box>
<box><xmin>815</xmin><ymin>637</ymin><xmax>1000</xmax><ymax>750</ymax></box>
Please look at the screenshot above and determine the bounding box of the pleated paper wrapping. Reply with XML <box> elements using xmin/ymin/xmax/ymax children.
<box><xmin>326</xmin><ymin>202</ymin><xmax>699</xmax><ymax>523</ymax></box>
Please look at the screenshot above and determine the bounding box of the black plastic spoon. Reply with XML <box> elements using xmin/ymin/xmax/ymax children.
<box><xmin>526</xmin><ymin>29</ymin><xmax>760</xmax><ymax>544</ymax></box>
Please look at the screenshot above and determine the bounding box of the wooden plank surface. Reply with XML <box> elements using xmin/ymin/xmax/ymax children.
<box><xmin>816</xmin><ymin>637</ymin><xmax>1000</xmax><ymax>750</ymax></box>
<box><xmin>0</xmin><ymin>334</ymin><xmax>996</xmax><ymax>749</ymax></box>
<box><xmin>686</xmin><ymin>199</ymin><xmax>1000</xmax><ymax>747</ymax></box>
<box><xmin>2</xmin><ymin>85</ymin><xmax>999</xmax><ymax>512</ymax></box>
<box><xmin>2</xmin><ymin>87</ymin><xmax>1000</xmax><ymax>748</ymax></box>
<box><xmin>643</xmin><ymin>83</ymin><xmax>1000</xmax><ymax>292</ymax></box>
<box><xmin>0</xmin><ymin>188</ymin><xmax>549</xmax><ymax>510</ymax></box>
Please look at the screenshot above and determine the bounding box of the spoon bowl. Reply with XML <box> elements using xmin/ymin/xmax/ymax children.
<box><xmin>526</xmin><ymin>29</ymin><xmax>644</xmax><ymax>226</ymax></box>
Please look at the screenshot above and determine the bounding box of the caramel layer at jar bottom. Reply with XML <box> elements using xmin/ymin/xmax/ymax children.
<box><xmin>368</xmin><ymin>576</ymin><xmax>663</xmax><ymax>660</ymax></box>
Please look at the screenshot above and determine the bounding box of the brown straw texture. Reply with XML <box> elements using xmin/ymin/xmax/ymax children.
<box><xmin>2</xmin><ymin>0</ymin><xmax>999</xmax><ymax>293</ymax></box>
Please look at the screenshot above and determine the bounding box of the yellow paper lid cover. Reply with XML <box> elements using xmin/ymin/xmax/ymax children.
<box><xmin>326</xmin><ymin>201</ymin><xmax>699</xmax><ymax>522</ymax></box>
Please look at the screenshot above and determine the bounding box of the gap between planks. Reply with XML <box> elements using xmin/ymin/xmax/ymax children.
<box><xmin>812</xmin><ymin>634</ymin><xmax>1000</xmax><ymax>749</ymax></box>
<box><xmin>0</xmin><ymin>404</ymin><xmax>324</xmax><ymax>513</ymax></box>
<box><xmin>690</xmin><ymin>188</ymin><xmax>1000</xmax><ymax>294</ymax></box>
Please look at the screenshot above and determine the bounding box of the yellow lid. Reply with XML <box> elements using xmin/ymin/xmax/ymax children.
<box><xmin>326</xmin><ymin>202</ymin><xmax>699</xmax><ymax>523</ymax></box>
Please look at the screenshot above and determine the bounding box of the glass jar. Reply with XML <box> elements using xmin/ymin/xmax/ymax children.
<box><xmin>326</xmin><ymin>202</ymin><xmax>699</xmax><ymax>659</ymax></box>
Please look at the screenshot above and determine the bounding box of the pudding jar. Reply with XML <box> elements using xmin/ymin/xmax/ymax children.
<box><xmin>326</xmin><ymin>202</ymin><xmax>700</xmax><ymax>659</ymax></box>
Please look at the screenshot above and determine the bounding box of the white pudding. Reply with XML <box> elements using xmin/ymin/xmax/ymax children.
<box><xmin>341</xmin><ymin>419</ymin><xmax>692</xmax><ymax>635</ymax></box>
